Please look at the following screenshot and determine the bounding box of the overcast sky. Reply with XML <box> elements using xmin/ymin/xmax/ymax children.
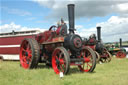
<box><xmin>0</xmin><ymin>0</ymin><xmax>128</xmax><ymax>42</ymax></box>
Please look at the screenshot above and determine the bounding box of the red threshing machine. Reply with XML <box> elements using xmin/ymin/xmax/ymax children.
<box><xmin>19</xmin><ymin>4</ymin><xmax>96</xmax><ymax>75</ymax></box>
<box><xmin>82</xmin><ymin>27</ymin><xmax>112</xmax><ymax>63</ymax></box>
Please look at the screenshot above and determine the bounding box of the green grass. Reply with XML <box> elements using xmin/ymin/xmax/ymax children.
<box><xmin>0</xmin><ymin>58</ymin><xmax>128</xmax><ymax>85</ymax></box>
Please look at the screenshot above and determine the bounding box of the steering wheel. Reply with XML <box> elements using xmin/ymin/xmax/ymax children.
<box><xmin>49</xmin><ymin>25</ymin><xmax>57</xmax><ymax>31</ymax></box>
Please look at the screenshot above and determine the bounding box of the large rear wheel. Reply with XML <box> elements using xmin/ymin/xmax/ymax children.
<box><xmin>20</xmin><ymin>38</ymin><xmax>40</xmax><ymax>69</ymax></box>
<box><xmin>52</xmin><ymin>47</ymin><xmax>70</xmax><ymax>74</ymax></box>
<box><xmin>78</xmin><ymin>47</ymin><xmax>96</xmax><ymax>72</ymax></box>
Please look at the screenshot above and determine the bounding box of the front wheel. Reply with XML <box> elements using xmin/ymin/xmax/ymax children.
<box><xmin>52</xmin><ymin>47</ymin><xmax>70</xmax><ymax>74</ymax></box>
<box><xmin>78</xmin><ymin>47</ymin><xmax>96</xmax><ymax>72</ymax></box>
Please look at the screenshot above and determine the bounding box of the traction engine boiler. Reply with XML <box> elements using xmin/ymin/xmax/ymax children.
<box><xmin>19</xmin><ymin>4</ymin><xmax>96</xmax><ymax>74</ymax></box>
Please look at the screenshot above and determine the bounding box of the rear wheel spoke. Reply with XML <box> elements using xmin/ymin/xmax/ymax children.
<box><xmin>22</xmin><ymin>48</ymin><xmax>26</xmax><ymax>52</ymax></box>
<box><xmin>87</xmin><ymin>63</ymin><xmax>91</xmax><ymax>67</ymax></box>
<box><xmin>56</xmin><ymin>56</ymin><xmax>59</xmax><ymax>60</ymax></box>
<box><xmin>59</xmin><ymin>64</ymin><xmax>64</xmax><ymax>72</ymax></box>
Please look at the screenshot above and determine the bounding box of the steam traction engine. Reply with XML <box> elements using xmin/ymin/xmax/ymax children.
<box><xmin>83</xmin><ymin>27</ymin><xmax>111</xmax><ymax>63</ymax></box>
<box><xmin>106</xmin><ymin>38</ymin><xmax>126</xmax><ymax>58</ymax></box>
<box><xmin>19</xmin><ymin>4</ymin><xmax>96</xmax><ymax>74</ymax></box>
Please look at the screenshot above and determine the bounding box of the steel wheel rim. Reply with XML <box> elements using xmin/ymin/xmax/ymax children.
<box><xmin>20</xmin><ymin>40</ymin><xmax>32</xmax><ymax>69</ymax></box>
<box><xmin>78</xmin><ymin>49</ymin><xmax>92</xmax><ymax>72</ymax></box>
<box><xmin>52</xmin><ymin>49</ymin><xmax>66</xmax><ymax>74</ymax></box>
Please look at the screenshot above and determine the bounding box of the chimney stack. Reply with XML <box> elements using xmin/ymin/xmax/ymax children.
<box><xmin>68</xmin><ymin>4</ymin><xmax>75</xmax><ymax>34</ymax></box>
<box><xmin>120</xmin><ymin>38</ymin><xmax>122</xmax><ymax>47</ymax></box>
<box><xmin>97</xmin><ymin>26</ymin><xmax>101</xmax><ymax>42</ymax></box>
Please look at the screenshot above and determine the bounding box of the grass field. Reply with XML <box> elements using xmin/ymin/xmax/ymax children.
<box><xmin>0</xmin><ymin>58</ymin><xmax>128</xmax><ymax>85</ymax></box>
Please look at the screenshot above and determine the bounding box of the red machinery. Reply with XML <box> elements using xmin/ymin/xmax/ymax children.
<box><xmin>82</xmin><ymin>27</ymin><xmax>111</xmax><ymax>63</ymax></box>
<box><xmin>19</xmin><ymin>4</ymin><xmax>96</xmax><ymax>74</ymax></box>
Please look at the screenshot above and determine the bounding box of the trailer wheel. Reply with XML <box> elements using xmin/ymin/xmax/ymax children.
<box><xmin>116</xmin><ymin>51</ymin><xmax>126</xmax><ymax>58</ymax></box>
<box><xmin>20</xmin><ymin>38</ymin><xmax>40</xmax><ymax>69</ymax></box>
<box><xmin>94</xmin><ymin>51</ymin><xmax>100</xmax><ymax>63</ymax></box>
<box><xmin>78</xmin><ymin>47</ymin><xmax>96</xmax><ymax>72</ymax></box>
<box><xmin>52</xmin><ymin>47</ymin><xmax>70</xmax><ymax>74</ymax></box>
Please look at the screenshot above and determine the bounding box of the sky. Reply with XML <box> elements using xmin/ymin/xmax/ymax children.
<box><xmin>0</xmin><ymin>0</ymin><xmax>128</xmax><ymax>42</ymax></box>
